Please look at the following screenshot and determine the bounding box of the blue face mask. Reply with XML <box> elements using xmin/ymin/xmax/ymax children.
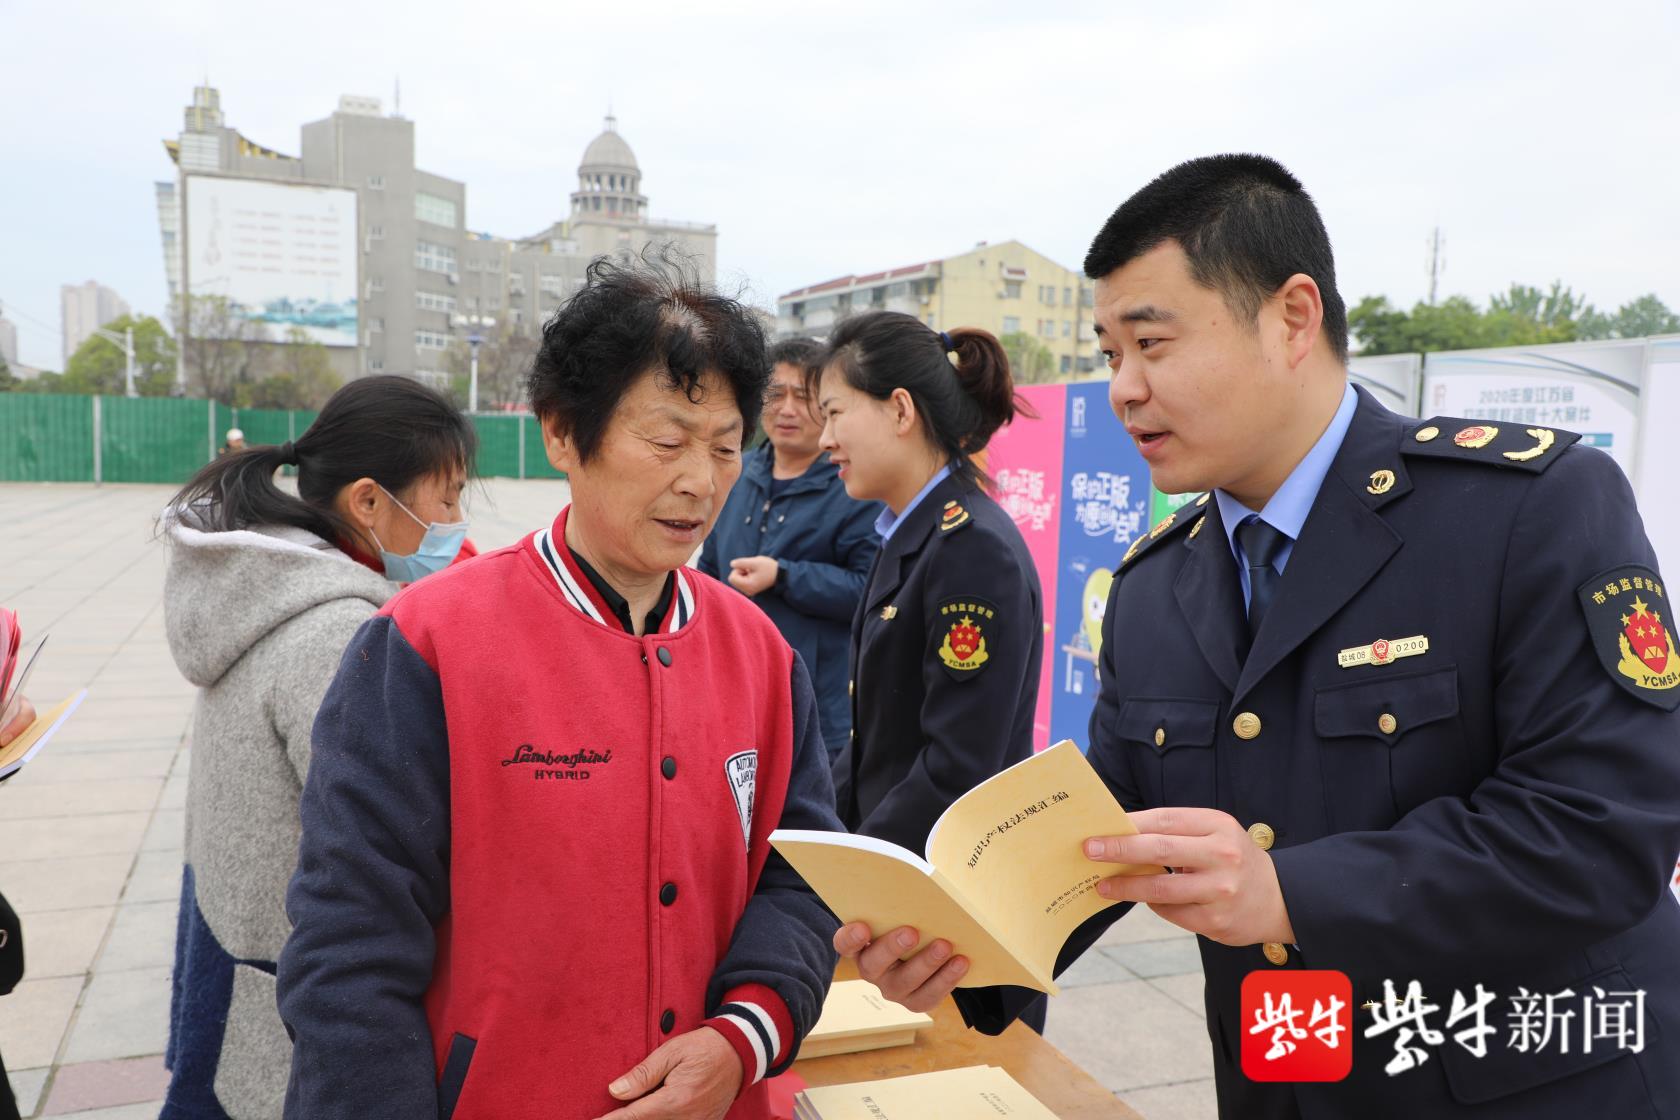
<box><xmin>372</xmin><ymin>485</ymin><xmax>469</xmax><ymax>583</ymax></box>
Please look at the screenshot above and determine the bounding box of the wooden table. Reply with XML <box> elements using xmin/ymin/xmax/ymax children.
<box><xmin>792</xmin><ymin>963</ymin><xmax>1144</xmax><ymax>1119</ymax></box>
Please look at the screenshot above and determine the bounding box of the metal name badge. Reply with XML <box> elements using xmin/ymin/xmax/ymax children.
<box><xmin>1338</xmin><ymin>635</ymin><xmax>1430</xmax><ymax>669</ymax></box>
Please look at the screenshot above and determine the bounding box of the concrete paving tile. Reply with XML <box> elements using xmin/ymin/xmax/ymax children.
<box><xmin>1148</xmin><ymin>972</ymin><xmax>1208</xmax><ymax>1019</ymax></box>
<box><xmin>156</xmin><ymin>776</ymin><xmax>186</xmax><ymax>812</ymax></box>
<box><xmin>5</xmin><ymin>906</ymin><xmax>113</xmax><ymax>979</ymax></box>
<box><xmin>1042</xmin><ymin>979</ymin><xmax>1216</xmax><ymax>1093</ymax></box>
<box><xmin>0</xmin><ymin>781</ymin><xmax>162</xmax><ymax>821</ymax></box>
<box><xmin>120</xmin><ymin>850</ymin><xmax>182</xmax><ymax>905</ymax></box>
<box><xmin>1096</xmin><ymin>903</ymin><xmax>1191</xmax><ymax>946</ymax></box>
<box><xmin>39</xmin><ymin>1055</ymin><xmax>170</xmax><ymax>1115</ymax></box>
<box><xmin>8</xmin><ymin>1067</ymin><xmax>48</xmax><ymax>1116</ymax></box>
<box><xmin>50</xmin><ymin>738</ymin><xmax>183</xmax><ymax>757</ymax></box>
<box><xmin>61</xmin><ymin>966</ymin><xmax>171</xmax><ymax>1064</ymax></box>
<box><xmin>38</xmin><ymin>1102</ymin><xmax>164</xmax><ymax>1120</ymax></box>
<box><xmin>1100</xmin><ymin>937</ymin><xmax>1205</xmax><ymax>980</ymax></box>
<box><xmin>96</xmin><ymin>901</ymin><xmax>178</xmax><ymax>973</ymax></box>
<box><xmin>0</xmin><ymin>812</ymin><xmax>151</xmax><ymax>861</ymax></box>
<box><xmin>139</xmin><ymin>808</ymin><xmax>184</xmax><ymax>852</ymax></box>
<box><xmin>1058</xmin><ymin>946</ymin><xmax>1136</xmax><ymax>988</ymax></box>
<box><xmin>12</xmin><ymin>749</ymin><xmax>178</xmax><ymax>785</ymax></box>
<box><xmin>0</xmin><ymin>976</ymin><xmax>83</xmax><ymax>1069</ymax></box>
<box><xmin>0</xmin><ymin>854</ymin><xmax>132</xmax><ymax>913</ymax></box>
<box><xmin>1112</xmin><ymin>1078</ymin><xmax>1220</xmax><ymax>1120</ymax></box>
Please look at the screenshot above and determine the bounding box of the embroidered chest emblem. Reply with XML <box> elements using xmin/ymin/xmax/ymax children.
<box><xmin>724</xmin><ymin>750</ymin><xmax>757</xmax><ymax>847</ymax></box>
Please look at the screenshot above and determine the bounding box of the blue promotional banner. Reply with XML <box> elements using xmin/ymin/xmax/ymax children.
<box><xmin>1050</xmin><ymin>382</ymin><xmax>1151</xmax><ymax>749</ymax></box>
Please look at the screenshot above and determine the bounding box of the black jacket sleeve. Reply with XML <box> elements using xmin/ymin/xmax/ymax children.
<box><xmin>1273</xmin><ymin>447</ymin><xmax>1680</xmax><ymax>976</ymax></box>
<box><xmin>277</xmin><ymin>614</ymin><xmax>451</xmax><ymax>1120</ymax></box>
<box><xmin>954</xmin><ymin>572</ymin><xmax>1136</xmax><ymax>1033</ymax></box>
<box><xmin>705</xmin><ymin>653</ymin><xmax>843</xmax><ymax>1073</ymax></box>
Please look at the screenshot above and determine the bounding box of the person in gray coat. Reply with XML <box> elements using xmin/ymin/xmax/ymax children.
<box><xmin>159</xmin><ymin>377</ymin><xmax>476</xmax><ymax>1120</ymax></box>
<box><xmin>699</xmin><ymin>338</ymin><xmax>881</xmax><ymax>759</ymax></box>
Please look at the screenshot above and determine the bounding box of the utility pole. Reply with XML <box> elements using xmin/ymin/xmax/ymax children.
<box><xmin>1426</xmin><ymin>226</ymin><xmax>1446</xmax><ymax>305</ymax></box>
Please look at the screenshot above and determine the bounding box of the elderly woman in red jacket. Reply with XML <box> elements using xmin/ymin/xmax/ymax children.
<box><xmin>277</xmin><ymin>258</ymin><xmax>843</xmax><ymax>1120</ymax></box>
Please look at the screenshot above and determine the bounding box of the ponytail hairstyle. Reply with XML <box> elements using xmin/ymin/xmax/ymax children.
<box><xmin>813</xmin><ymin>311</ymin><xmax>1035</xmax><ymax>487</ymax></box>
<box><xmin>167</xmin><ymin>375</ymin><xmax>478</xmax><ymax>547</ymax></box>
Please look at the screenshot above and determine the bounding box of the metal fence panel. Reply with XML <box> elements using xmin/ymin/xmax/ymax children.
<box><xmin>0</xmin><ymin>395</ymin><xmax>95</xmax><ymax>481</ymax></box>
<box><xmin>101</xmin><ymin>396</ymin><xmax>215</xmax><ymax>484</ymax></box>
<box><xmin>470</xmin><ymin>414</ymin><xmax>523</xmax><ymax>479</ymax></box>
<box><xmin>522</xmin><ymin>414</ymin><xmax>566</xmax><ymax>479</ymax></box>
<box><xmin>234</xmin><ymin>408</ymin><xmax>293</xmax><ymax>450</ymax></box>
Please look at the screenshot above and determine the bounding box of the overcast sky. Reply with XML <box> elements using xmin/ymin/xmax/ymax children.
<box><xmin>3</xmin><ymin>0</ymin><xmax>1677</xmax><ymax>369</ymax></box>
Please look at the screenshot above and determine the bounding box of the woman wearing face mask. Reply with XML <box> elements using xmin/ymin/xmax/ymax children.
<box><xmin>157</xmin><ymin>375</ymin><xmax>475</xmax><ymax>1120</ymax></box>
<box><xmin>813</xmin><ymin>312</ymin><xmax>1050</xmax><ymax>1025</ymax></box>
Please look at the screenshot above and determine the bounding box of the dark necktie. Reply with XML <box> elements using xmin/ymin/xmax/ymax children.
<box><xmin>1236</xmin><ymin>516</ymin><xmax>1288</xmax><ymax>639</ymax></box>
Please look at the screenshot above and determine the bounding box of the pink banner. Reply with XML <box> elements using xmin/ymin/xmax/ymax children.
<box><xmin>984</xmin><ymin>383</ymin><xmax>1068</xmax><ymax>752</ymax></box>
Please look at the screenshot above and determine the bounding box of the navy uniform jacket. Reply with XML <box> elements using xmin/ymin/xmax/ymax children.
<box><xmin>961</xmin><ymin>388</ymin><xmax>1680</xmax><ymax>1118</ymax></box>
<box><xmin>832</xmin><ymin>472</ymin><xmax>1044</xmax><ymax>855</ymax></box>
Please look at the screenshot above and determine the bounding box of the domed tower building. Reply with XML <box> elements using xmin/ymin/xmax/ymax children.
<box><xmin>560</xmin><ymin>114</ymin><xmax>717</xmax><ymax>281</ymax></box>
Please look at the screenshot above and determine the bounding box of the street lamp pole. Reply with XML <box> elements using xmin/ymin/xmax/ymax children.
<box><xmin>468</xmin><ymin>332</ymin><xmax>482</xmax><ymax>413</ymax></box>
<box><xmin>91</xmin><ymin>325</ymin><xmax>138</xmax><ymax>397</ymax></box>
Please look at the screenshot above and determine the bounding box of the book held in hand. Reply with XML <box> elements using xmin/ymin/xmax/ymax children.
<box><xmin>772</xmin><ymin>740</ymin><xmax>1160</xmax><ymax>993</ymax></box>
<box><xmin>794</xmin><ymin>1065</ymin><xmax>1058</xmax><ymax>1120</ymax></box>
<box><xmin>799</xmin><ymin>980</ymin><xmax>934</xmax><ymax>1060</ymax></box>
<box><xmin>0</xmin><ymin>608</ymin><xmax>87</xmax><ymax>782</ymax></box>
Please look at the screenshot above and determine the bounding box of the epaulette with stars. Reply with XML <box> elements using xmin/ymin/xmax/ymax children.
<box><xmin>1401</xmin><ymin>417</ymin><xmax>1580</xmax><ymax>473</ymax></box>
<box><xmin>1121</xmin><ymin>492</ymin><xmax>1211</xmax><ymax>567</ymax></box>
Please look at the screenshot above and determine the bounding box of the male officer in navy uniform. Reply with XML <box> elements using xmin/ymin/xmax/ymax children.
<box><xmin>835</xmin><ymin>154</ymin><xmax>1680</xmax><ymax>1117</ymax></box>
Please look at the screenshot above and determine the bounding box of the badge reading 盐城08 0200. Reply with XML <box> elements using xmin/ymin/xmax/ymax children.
<box><xmin>1577</xmin><ymin>566</ymin><xmax>1680</xmax><ymax>710</ymax></box>
<box><xmin>1338</xmin><ymin>635</ymin><xmax>1429</xmax><ymax>669</ymax></box>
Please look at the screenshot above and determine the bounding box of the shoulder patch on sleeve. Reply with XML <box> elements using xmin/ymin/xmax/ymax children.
<box><xmin>1577</xmin><ymin>565</ymin><xmax>1680</xmax><ymax>710</ymax></box>
<box><xmin>1403</xmin><ymin>418</ymin><xmax>1581</xmax><ymax>473</ymax></box>
<box><xmin>1120</xmin><ymin>498</ymin><xmax>1207</xmax><ymax>568</ymax></box>
<box><xmin>934</xmin><ymin>595</ymin><xmax>998</xmax><ymax>680</ymax></box>
<box><xmin>938</xmin><ymin>499</ymin><xmax>973</xmax><ymax>533</ymax></box>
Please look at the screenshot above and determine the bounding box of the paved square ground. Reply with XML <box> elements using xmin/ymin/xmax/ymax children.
<box><xmin>0</xmin><ymin>481</ymin><xmax>1214</xmax><ymax>1118</ymax></box>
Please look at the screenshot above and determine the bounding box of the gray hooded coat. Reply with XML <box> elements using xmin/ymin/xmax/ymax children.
<box><xmin>161</xmin><ymin>512</ymin><xmax>392</xmax><ymax>1119</ymax></box>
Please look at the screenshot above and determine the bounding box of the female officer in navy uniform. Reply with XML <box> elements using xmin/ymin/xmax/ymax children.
<box><xmin>813</xmin><ymin>311</ymin><xmax>1043</xmax><ymax>861</ymax></box>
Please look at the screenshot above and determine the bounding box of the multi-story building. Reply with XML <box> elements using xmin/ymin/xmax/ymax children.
<box><xmin>157</xmin><ymin>86</ymin><xmax>716</xmax><ymax>388</ymax></box>
<box><xmin>60</xmin><ymin>280</ymin><xmax>131</xmax><ymax>367</ymax></box>
<box><xmin>776</xmin><ymin>240</ymin><xmax>1100</xmax><ymax>377</ymax></box>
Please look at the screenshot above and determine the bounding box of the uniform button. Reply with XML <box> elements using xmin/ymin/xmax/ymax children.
<box><xmin>1378</xmin><ymin>712</ymin><xmax>1398</xmax><ymax>735</ymax></box>
<box><xmin>1414</xmin><ymin>425</ymin><xmax>1440</xmax><ymax>443</ymax></box>
<box><xmin>848</xmin><ymin>679</ymin><xmax>854</xmax><ymax>697</ymax></box>
<box><xmin>659</xmin><ymin>882</ymin><xmax>678</xmax><ymax>906</ymax></box>
<box><xmin>656</xmin><ymin>647</ymin><xmax>672</xmax><ymax>667</ymax></box>
<box><xmin>1263</xmin><ymin>942</ymin><xmax>1289</xmax><ymax>966</ymax></box>
<box><xmin>661</xmin><ymin>756</ymin><xmax>677</xmax><ymax>780</ymax></box>
<box><xmin>1233</xmin><ymin>712</ymin><xmax>1262</xmax><ymax>740</ymax></box>
<box><xmin>1153</xmin><ymin>726</ymin><xmax>1165</xmax><ymax>747</ymax></box>
<box><xmin>660</xmin><ymin>1009</ymin><xmax>676</xmax><ymax>1033</ymax></box>
<box><xmin>1248</xmin><ymin>822</ymin><xmax>1275</xmax><ymax>851</ymax></box>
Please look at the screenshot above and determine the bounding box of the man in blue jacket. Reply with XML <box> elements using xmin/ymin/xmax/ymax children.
<box><xmin>700</xmin><ymin>338</ymin><xmax>881</xmax><ymax>761</ymax></box>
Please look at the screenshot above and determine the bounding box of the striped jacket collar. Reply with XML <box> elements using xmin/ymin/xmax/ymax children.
<box><xmin>532</xmin><ymin>507</ymin><xmax>695</xmax><ymax>635</ymax></box>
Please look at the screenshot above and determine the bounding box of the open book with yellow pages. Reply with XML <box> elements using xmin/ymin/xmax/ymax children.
<box><xmin>771</xmin><ymin>740</ymin><xmax>1160</xmax><ymax>994</ymax></box>
<box><xmin>794</xmin><ymin>1065</ymin><xmax>1057</xmax><ymax>1120</ymax></box>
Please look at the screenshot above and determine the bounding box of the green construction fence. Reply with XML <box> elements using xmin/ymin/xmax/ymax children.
<box><xmin>0</xmin><ymin>394</ymin><xmax>563</xmax><ymax>485</ymax></box>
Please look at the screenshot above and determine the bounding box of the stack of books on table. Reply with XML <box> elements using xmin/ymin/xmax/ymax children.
<box><xmin>794</xmin><ymin>1065</ymin><xmax>1058</xmax><ymax>1119</ymax></box>
<box><xmin>800</xmin><ymin>980</ymin><xmax>934</xmax><ymax>1059</ymax></box>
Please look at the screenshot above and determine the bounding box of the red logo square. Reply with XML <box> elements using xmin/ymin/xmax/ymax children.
<box><xmin>1241</xmin><ymin>970</ymin><xmax>1353</xmax><ymax>1082</ymax></box>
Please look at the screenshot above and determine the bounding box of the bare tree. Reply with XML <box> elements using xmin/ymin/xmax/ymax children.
<box><xmin>176</xmin><ymin>294</ymin><xmax>269</xmax><ymax>404</ymax></box>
